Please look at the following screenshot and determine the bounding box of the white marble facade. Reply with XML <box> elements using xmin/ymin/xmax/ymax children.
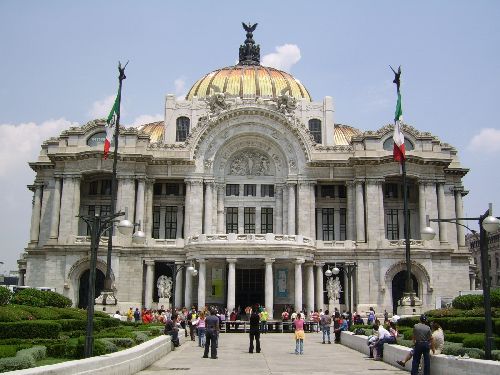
<box><xmin>19</xmin><ymin>40</ymin><xmax>472</xmax><ymax>318</ymax></box>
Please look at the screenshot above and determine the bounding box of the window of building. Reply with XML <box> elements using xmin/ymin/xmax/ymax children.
<box><xmin>166</xmin><ymin>183</ymin><xmax>179</xmax><ymax>196</ymax></box>
<box><xmin>386</xmin><ymin>209</ymin><xmax>399</xmax><ymax>240</ymax></box>
<box><xmin>89</xmin><ymin>181</ymin><xmax>98</xmax><ymax>195</ymax></box>
<box><xmin>100</xmin><ymin>180</ymin><xmax>112</xmax><ymax>195</ymax></box>
<box><xmin>152</xmin><ymin>207</ymin><xmax>160</xmax><ymax>238</ymax></box>
<box><xmin>153</xmin><ymin>183</ymin><xmax>163</xmax><ymax>195</ymax></box>
<box><xmin>244</xmin><ymin>184</ymin><xmax>256</xmax><ymax>196</ymax></box>
<box><xmin>338</xmin><ymin>185</ymin><xmax>346</xmax><ymax>199</ymax></box>
<box><xmin>321</xmin><ymin>185</ymin><xmax>335</xmax><ymax>198</ymax></box>
<box><xmin>385</xmin><ymin>183</ymin><xmax>399</xmax><ymax>198</ymax></box>
<box><xmin>261</xmin><ymin>184</ymin><xmax>275</xmax><ymax>197</ymax></box>
<box><xmin>383</xmin><ymin>137</ymin><xmax>414</xmax><ymax>152</ymax></box>
<box><xmin>308</xmin><ymin>119</ymin><xmax>322</xmax><ymax>144</ymax></box>
<box><xmin>226</xmin><ymin>184</ymin><xmax>239</xmax><ymax>196</ymax></box>
<box><xmin>165</xmin><ymin>206</ymin><xmax>177</xmax><ymax>239</ymax></box>
<box><xmin>226</xmin><ymin>207</ymin><xmax>238</xmax><ymax>233</ymax></box>
<box><xmin>244</xmin><ymin>207</ymin><xmax>255</xmax><ymax>233</ymax></box>
<box><xmin>339</xmin><ymin>208</ymin><xmax>347</xmax><ymax>240</ymax></box>
<box><xmin>322</xmin><ymin>208</ymin><xmax>334</xmax><ymax>240</ymax></box>
<box><xmin>86</xmin><ymin>205</ymin><xmax>111</xmax><ymax>236</ymax></box>
<box><xmin>176</xmin><ymin>116</ymin><xmax>190</xmax><ymax>142</ymax></box>
<box><xmin>261</xmin><ymin>208</ymin><xmax>273</xmax><ymax>233</ymax></box>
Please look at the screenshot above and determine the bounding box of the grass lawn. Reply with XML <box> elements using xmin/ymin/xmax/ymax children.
<box><xmin>36</xmin><ymin>357</ymin><xmax>69</xmax><ymax>366</ymax></box>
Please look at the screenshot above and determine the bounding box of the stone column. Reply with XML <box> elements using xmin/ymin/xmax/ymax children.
<box><xmin>49</xmin><ymin>177</ymin><xmax>62</xmax><ymax>240</ymax></box>
<box><xmin>455</xmin><ymin>189</ymin><xmax>466</xmax><ymax>247</ymax></box>
<box><xmin>197</xmin><ymin>259</ymin><xmax>206</xmax><ymax>309</ymax></box>
<box><xmin>288</xmin><ymin>182</ymin><xmax>296</xmax><ymax>235</ymax></box>
<box><xmin>227</xmin><ymin>259</ymin><xmax>237</xmax><ymax>313</ymax></box>
<box><xmin>176</xmin><ymin>206</ymin><xmax>183</xmax><ymax>239</ymax></box>
<box><xmin>217</xmin><ymin>184</ymin><xmax>225</xmax><ymax>233</ymax></box>
<box><xmin>310</xmin><ymin>183</ymin><xmax>316</xmax><ymax>239</ymax></box>
<box><xmin>418</xmin><ymin>182</ymin><xmax>426</xmax><ymax>239</ymax></box>
<box><xmin>305</xmin><ymin>263</ymin><xmax>314</xmax><ymax>315</ymax></box>
<box><xmin>378</xmin><ymin>181</ymin><xmax>385</xmax><ymax>239</ymax></box>
<box><xmin>135</xmin><ymin>179</ymin><xmax>146</xmax><ymax>229</ymax></box>
<box><xmin>29</xmin><ymin>184</ymin><xmax>43</xmax><ymax>244</ymax></box>
<box><xmin>275</xmin><ymin>184</ymin><xmax>283</xmax><ymax>234</ymax></box>
<box><xmin>184</xmin><ymin>263</ymin><xmax>193</xmax><ymax>308</ymax></box>
<box><xmin>437</xmin><ymin>183</ymin><xmax>448</xmax><ymax>243</ymax></box>
<box><xmin>71</xmin><ymin>177</ymin><xmax>81</xmax><ymax>239</ymax></box>
<box><xmin>366</xmin><ymin>180</ymin><xmax>382</xmax><ymax>244</ymax></box>
<box><xmin>355</xmin><ymin>181</ymin><xmax>365</xmax><ymax>242</ymax></box>
<box><xmin>117</xmin><ymin>177</ymin><xmax>135</xmax><ymax>222</ymax></box>
<box><xmin>294</xmin><ymin>258</ymin><xmax>304</xmax><ymax>311</ymax></box>
<box><xmin>203</xmin><ymin>181</ymin><xmax>214</xmax><ymax>234</ymax></box>
<box><xmin>145</xmin><ymin>260</ymin><xmax>155</xmax><ymax>309</ymax></box>
<box><xmin>264</xmin><ymin>258</ymin><xmax>274</xmax><ymax>317</ymax></box>
<box><xmin>346</xmin><ymin>181</ymin><xmax>355</xmax><ymax>240</ymax></box>
<box><xmin>298</xmin><ymin>181</ymin><xmax>311</xmax><ymax>237</ymax></box>
<box><xmin>145</xmin><ymin>180</ymin><xmax>154</xmax><ymax>239</ymax></box>
<box><xmin>59</xmin><ymin>176</ymin><xmax>78</xmax><ymax>244</ymax></box>
<box><xmin>174</xmin><ymin>261</ymin><xmax>184</xmax><ymax>308</ymax></box>
<box><xmin>184</xmin><ymin>181</ymin><xmax>191</xmax><ymax>237</ymax></box>
<box><xmin>316</xmin><ymin>263</ymin><xmax>324</xmax><ymax>311</ymax></box>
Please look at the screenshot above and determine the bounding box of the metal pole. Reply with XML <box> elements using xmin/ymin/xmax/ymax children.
<box><xmin>104</xmin><ymin>64</ymin><xmax>127</xmax><ymax>293</ymax></box>
<box><xmin>347</xmin><ymin>266</ymin><xmax>352</xmax><ymax>314</ymax></box>
<box><xmin>85</xmin><ymin>214</ymin><xmax>100</xmax><ymax>358</ymax></box>
<box><xmin>172</xmin><ymin>263</ymin><xmax>177</xmax><ymax>310</ymax></box>
<box><xmin>479</xmin><ymin>210</ymin><xmax>493</xmax><ymax>360</ymax></box>
<box><xmin>401</xmin><ymin>159</ymin><xmax>414</xmax><ymax>303</ymax></box>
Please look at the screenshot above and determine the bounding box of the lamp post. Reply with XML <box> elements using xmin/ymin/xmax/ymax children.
<box><xmin>79</xmin><ymin>212</ymin><xmax>143</xmax><ymax>358</ymax></box>
<box><xmin>163</xmin><ymin>262</ymin><xmax>198</xmax><ymax>310</ymax></box>
<box><xmin>421</xmin><ymin>203</ymin><xmax>500</xmax><ymax>360</ymax></box>
<box><xmin>344</xmin><ymin>262</ymin><xmax>357</xmax><ymax>314</ymax></box>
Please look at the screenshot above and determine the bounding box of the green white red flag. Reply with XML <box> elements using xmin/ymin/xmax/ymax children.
<box><xmin>393</xmin><ymin>91</ymin><xmax>405</xmax><ymax>163</ymax></box>
<box><xmin>103</xmin><ymin>92</ymin><xmax>120</xmax><ymax>159</ymax></box>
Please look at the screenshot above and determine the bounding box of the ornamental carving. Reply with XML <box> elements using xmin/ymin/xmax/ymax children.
<box><xmin>229</xmin><ymin>150</ymin><xmax>271</xmax><ymax>176</ymax></box>
<box><xmin>273</xmin><ymin>88</ymin><xmax>297</xmax><ymax>114</ymax></box>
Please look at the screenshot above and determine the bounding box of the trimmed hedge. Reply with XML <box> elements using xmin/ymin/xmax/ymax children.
<box><xmin>98</xmin><ymin>339</ymin><xmax>118</xmax><ymax>354</ymax></box>
<box><xmin>0</xmin><ymin>346</ymin><xmax>17</xmax><ymax>359</ymax></box>
<box><xmin>11</xmin><ymin>289</ymin><xmax>71</xmax><ymax>308</ymax></box>
<box><xmin>0</xmin><ymin>321</ymin><xmax>61</xmax><ymax>339</ymax></box>
<box><xmin>452</xmin><ymin>289</ymin><xmax>500</xmax><ymax>310</ymax></box>
<box><xmin>132</xmin><ymin>331</ymin><xmax>149</xmax><ymax>343</ymax></box>
<box><xmin>0</xmin><ymin>287</ymin><xmax>12</xmax><ymax>307</ymax></box>
<box><xmin>0</xmin><ymin>345</ymin><xmax>46</xmax><ymax>373</ymax></box>
<box><xmin>102</xmin><ymin>337</ymin><xmax>134</xmax><ymax>348</ymax></box>
<box><xmin>399</xmin><ymin>316</ymin><xmax>500</xmax><ymax>335</ymax></box>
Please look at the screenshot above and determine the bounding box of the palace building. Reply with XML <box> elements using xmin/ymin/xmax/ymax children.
<box><xmin>19</xmin><ymin>26</ymin><xmax>473</xmax><ymax>316</ymax></box>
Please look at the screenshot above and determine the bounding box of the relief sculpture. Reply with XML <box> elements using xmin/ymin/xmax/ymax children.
<box><xmin>229</xmin><ymin>150</ymin><xmax>271</xmax><ymax>176</ymax></box>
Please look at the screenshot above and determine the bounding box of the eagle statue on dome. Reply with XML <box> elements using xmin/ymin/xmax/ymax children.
<box><xmin>242</xmin><ymin>22</ymin><xmax>258</xmax><ymax>33</ymax></box>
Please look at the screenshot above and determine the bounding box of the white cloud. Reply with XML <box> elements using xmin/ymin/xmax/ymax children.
<box><xmin>262</xmin><ymin>44</ymin><xmax>301</xmax><ymax>72</ymax></box>
<box><xmin>174</xmin><ymin>77</ymin><xmax>187</xmax><ymax>100</ymax></box>
<box><xmin>131</xmin><ymin>114</ymin><xmax>163</xmax><ymax>126</ymax></box>
<box><xmin>468</xmin><ymin>128</ymin><xmax>500</xmax><ymax>153</ymax></box>
<box><xmin>88</xmin><ymin>95</ymin><xmax>116</xmax><ymax>119</ymax></box>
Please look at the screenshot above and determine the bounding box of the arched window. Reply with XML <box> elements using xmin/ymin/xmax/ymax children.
<box><xmin>383</xmin><ymin>137</ymin><xmax>414</xmax><ymax>152</ymax></box>
<box><xmin>308</xmin><ymin>119</ymin><xmax>322</xmax><ymax>144</ymax></box>
<box><xmin>176</xmin><ymin>116</ymin><xmax>190</xmax><ymax>142</ymax></box>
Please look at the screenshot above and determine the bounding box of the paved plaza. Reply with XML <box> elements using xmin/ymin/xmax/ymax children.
<box><xmin>137</xmin><ymin>332</ymin><xmax>407</xmax><ymax>375</ymax></box>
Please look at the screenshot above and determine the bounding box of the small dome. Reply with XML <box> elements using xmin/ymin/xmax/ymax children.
<box><xmin>334</xmin><ymin>124</ymin><xmax>362</xmax><ymax>145</ymax></box>
<box><xmin>138</xmin><ymin>121</ymin><xmax>164</xmax><ymax>142</ymax></box>
<box><xmin>186</xmin><ymin>65</ymin><xmax>312</xmax><ymax>102</ymax></box>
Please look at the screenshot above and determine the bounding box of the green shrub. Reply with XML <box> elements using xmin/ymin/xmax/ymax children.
<box><xmin>426</xmin><ymin>308</ymin><xmax>465</xmax><ymax>318</ymax></box>
<box><xmin>0</xmin><ymin>320</ymin><xmax>61</xmax><ymax>339</ymax></box>
<box><xmin>397</xmin><ymin>339</ymin><xmax>414</xmax><ymax>348</ymax></box>
<box><xmin>465</xmin><ymin>347</ymin><xmax>485</xmax><ymax>359</ymax></box>
<box><xmin>452</xmin><ymin>294</ymin><xmax>483</xmax><ymax>310</ymax></box>
<box><xmin>11</xmin><ymin>289</ymin><xmax>71</xmax><ymax>308</ymax></box>
<box><xmin>397</xmin><ymin>317</ymin><xmax>420</xmax><ymax>328</ymax></box>
<box><xmin>132</xmin><ymin>331</ymin><xmax>149</xmax><ymax>343</ymax></box>
<box><xmin>97</xmin><ymin>339</ymin><xmax>118</xmax><ymax>354</ymax></box>
<box><xmin>0</xmin><ymin>287</ymin><xmax>12</xmax><ymax>307</ymax></box>
<box><xmin>16</xmin><ymin>346</ymin><xmax>46</xmax><ymax>361</ymax></box>
<box><xmin>0</xmin><ymin>345</ymin><xmax>17</xmax><ymax>359</ymax></box>
<box><xmin>492</xmin><ymin>350</ymin><xmax>500</xmax><ymax>361</ymax></box>
<box><xmin>72</xmin><ymin>336</ymin><xmax>107</xmax><ymax>359</ymax></box>
<box><xmin>491</xmin><ymin>288</ymin><xmax>500</xmax><ymax>308</ymax></box>
<box><xmin>94</xmin><ymin>327</ymin><xmax>134</xmax><ymax>339</ymax></box>
<box><xmin>95</xmin><ymin>317</ymin><xmax>121</xmax><ymax>329</ymax></box>
<box><xmin>103</xmin><ymin>337</ymin><xmax>134</xmax><ymax>348</ymax></box>
<box><xmin>445</xmin><ymin>333</ymin><xmax>470</xmax><ymax>343</ymax></box>
<box><xmin>46</xmin><ymin>341</ymin><xmax>70</xmax><ymax>358</ymax></box>
<box><xmin>431</xmin><ymin>317</ymin><xmax>485</xmax><ymax>333</ymax></box>
<box><xmin>442</xmin><ymin>341</ymin><xmax>467</xmax><ymax>356</ymax></box>
<box><xmin>0</xmin><ymin>305</ymin><xmax>33</xmax><ymax>322</ymax></box>
<box><xmin>0</xmin><ymin>353</ymin><xmax>35</xmax><ymax>372</ymax></box>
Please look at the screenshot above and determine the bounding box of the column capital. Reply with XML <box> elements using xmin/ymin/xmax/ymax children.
<box><xmin>175</xmin><ymin>260</ymin><xmax>185</xmax><ymax>265</ymax></box>
<box><xmin>264</xmin><ymin>258</ymin><xmax>275</xmax><ymax>264</ymax></box>
<box><xmin>295</xmin><ymin>258</ymin><xmax>305</xmax><ymax>265</ymax></box>
<box><xmin>286</xmin><ymin>180</ymin><xmax>297</xmax><ymax>187</ymax></box>
<box><xmin>226</xmin><ymin>258</ymin><xmax>238</xmax><ymax>264</ymax></box>
<box><xmin>345</xmin><ymin>180</ymin><xmax>356</xmax><ymax>187</ymax></box>
<box><xmin>204</xmin><ymin>178</ymin><xmax>215</xmax><ymax>186</ymax></box>
<box><xmin>366</xmin><ymin>178</ymin><xmax>384</xmax><ymax>185</ymax></box>
<box><xmin>185</xmin><ymin>177</ymin><xmax>204</xmax><ymax>186</ymax></box>
<box><xmin>145</xmin><ymin>260</ymin><xmax>155</xmax><ymax>266</ymax></box>
<box><xmin>197</xmin><ymin>258</ymin><xmax>207</xmax><ymax>264</ymax></box>
<box><xmin>315</xmin><ymin>261</ymin><xmax>325</xmax><ymax>267</ymax></box>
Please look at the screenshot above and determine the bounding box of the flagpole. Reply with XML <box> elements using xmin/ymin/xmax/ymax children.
<box><xmin>401</xmin><ymin>158</ymin><xmax>415</xmax><ymax>305</ymax></box>
<box><xmin>103</xmin><ymin>62</ymin><xmax>127</xmax><ymax>297</ymax></box>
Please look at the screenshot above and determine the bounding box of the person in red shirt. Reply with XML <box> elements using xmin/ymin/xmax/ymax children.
<box><xmin>310</xmin><ymin>310</ymin><xmax>320</xmax><ymax>332</ymax></box>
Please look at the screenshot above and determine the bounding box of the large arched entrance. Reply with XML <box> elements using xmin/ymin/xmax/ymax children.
<box><xmin>391</xmin><ymin>271</ymin><xmax>418</xmax><ymax>314</ymax></box>
<box><xmin>78</xmin><ymin>269</ymin><xmax>105</xmax><ymax>308</ymax></box>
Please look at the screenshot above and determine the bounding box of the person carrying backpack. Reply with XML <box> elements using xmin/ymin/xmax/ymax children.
<box><xmin>320</xmin><ymin>309</ymin><xmax>332</xmax><ymax>344</ymax></box>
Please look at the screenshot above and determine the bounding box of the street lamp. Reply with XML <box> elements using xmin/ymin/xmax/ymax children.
<box><xmin>163</xmin><ymin>261</ymin><xmax>198</xmax><ymax>310</ymax></box>
<box><xmin>420</xmin><ymin>203</ymin><xmax>500</xmax><ymax>360</ymax></box>
<box><xmin>79</xmin><ymin>212</ymin><xmax>144</xmax><ymax>358</ymax></box>
<box><xmin>344</xmin><ymin>262</ymin><xmax>358</xmax><ymax>314</ymax></box>
<box><xmin>324</xmin><ymin>264</ymin><xmax>340</xmax><ymax>278</ymax></box>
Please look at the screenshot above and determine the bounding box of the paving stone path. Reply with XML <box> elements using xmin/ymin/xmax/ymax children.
<box><xmin>137</xmin><ymin>331</ymin><xmax>407</xmax><ymax>374</ymax></box>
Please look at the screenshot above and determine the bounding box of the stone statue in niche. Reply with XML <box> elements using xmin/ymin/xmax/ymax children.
<box><xmin>157</xmin><ymin>275</ymin><xmax>173</xmax><ymax>299</ymax></box>
<box><xmin>326</xmin><ymin>276</ymin><xmax>341</xmax><ymax>301</ymax></box>
<box><xmin>229</xmin><ymin>150</ymin><xmax>271</xmax><ymax>176</ymax></box>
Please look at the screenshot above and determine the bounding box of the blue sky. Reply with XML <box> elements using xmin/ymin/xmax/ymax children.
<box><xmin>1</xmin><ymin>0</ymin><xmax>499</xmax><ymax>271</ymax></box>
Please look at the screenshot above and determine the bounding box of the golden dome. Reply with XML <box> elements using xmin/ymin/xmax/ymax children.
<box><xmin>334</xmin><ymin>124</ymin><xmax>362</xmax><ymax>145</ymax></box>
<box><xmin>138</xmin><ymin>121</ymin><xmax>164</xmax><ymax>142</ymax></box>
<box><xmin>186</xmin><ymin>65</ymin><xmax>312</xmax><ymax>102</ymax></box>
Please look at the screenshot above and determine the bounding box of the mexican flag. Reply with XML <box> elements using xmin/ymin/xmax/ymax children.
<box><xmin>103</xmin><ymin>92</ymin><xmax>120</xmax><ymax>159</ymax></box>
<box><xmin>393</xmin><ymin>91</ymin><xmax>405</xmax><ymax>163</ymax></box>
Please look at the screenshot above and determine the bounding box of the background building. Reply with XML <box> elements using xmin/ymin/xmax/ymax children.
<box><xmin>19</xmin><ymin>27</ymin><xmax>472</xmax><ymax>316</ymax></box>
<box><xmin>468</xmin><ymin>230</ymin><xmax>500</xmax><ymax>289</ymax></box>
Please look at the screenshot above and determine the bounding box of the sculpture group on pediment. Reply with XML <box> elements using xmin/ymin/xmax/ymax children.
<box><xmin>273</xmin><ymin>88</ymin><xmax>297</xmax><ymax>114</ymax></box>
<box><xmin>229</xmin><ymin>150</ymin><xmax>271</xmax><ymax>176</ymax></box>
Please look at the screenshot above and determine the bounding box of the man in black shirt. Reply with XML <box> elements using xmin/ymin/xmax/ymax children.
<box><xmin>203</xmin><ymin>308</ymin><xmax>220</xmax><ymax>359</ymax></box>
<box><xmin>411</xmin><ymin>314</ymin><xmax>433</xmax><ymax>375</ymax></box>
<box><xmin>164</xmin><ymin>312</ymin><xmax>179</xmax><ymax>347</ymax></box>
<box><xmin>249</xmin><ymin>305</ymin><xmax>261</xmax><ymax>353</ymax></box>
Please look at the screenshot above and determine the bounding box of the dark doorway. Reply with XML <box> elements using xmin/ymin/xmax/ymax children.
<box><xmin>78</xmin><ymin>269</ymin><xmax>105</xmax><ymax>308</ymax></box>
<box><xmin>235</xmin><ymin>268</ymin><xmax>264</xmax><ymax>310</ymax></box>
<box><xmin>391</xmin><ymin>270</ymin><xmax>418</xmax><ymax>314</ymax></box>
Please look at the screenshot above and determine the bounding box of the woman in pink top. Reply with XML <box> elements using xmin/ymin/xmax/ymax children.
<box><xmin>294</xmin><ymin>313</ymin><xmax>305</xmax><ymax>354</ymax></box>
<box><xmin>194</xmin><ymin>311</ymin><xmax>206</xmax><ymax>347</ymax></box>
